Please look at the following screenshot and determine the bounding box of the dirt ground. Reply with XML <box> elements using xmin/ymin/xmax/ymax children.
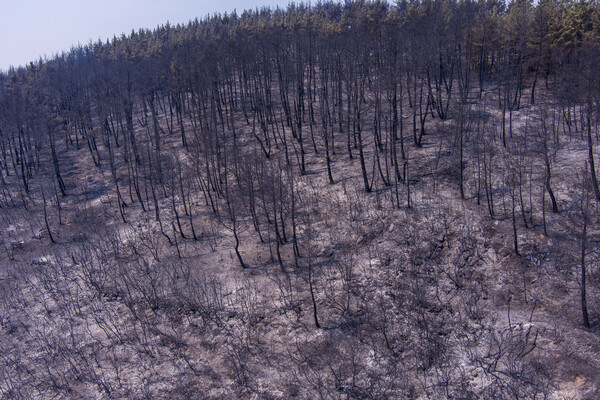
<box><xmin>1</xmin><ymin>84</ymin><xmax>599</xmax><ymax>399</ymax></box>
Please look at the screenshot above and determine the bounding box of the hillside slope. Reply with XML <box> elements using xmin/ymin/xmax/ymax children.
<box><xmin>1</xmin><ymin>1</ymin><xmax>600</xmax><ymax>398</ymax></box>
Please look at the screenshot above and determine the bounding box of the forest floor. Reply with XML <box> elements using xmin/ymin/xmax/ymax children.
<box><xmin>1</xmin><ymin>87</ymin><xmax>599</xmax><ymax>399</ymax></box>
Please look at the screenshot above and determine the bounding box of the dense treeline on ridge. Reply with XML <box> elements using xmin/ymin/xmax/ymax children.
<box><xmin>1</xmin><ymin>0</ymin><xmax>600</xmax><ymax>398</ymax></box>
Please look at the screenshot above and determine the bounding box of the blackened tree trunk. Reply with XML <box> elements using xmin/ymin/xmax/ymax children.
<box><xmin>586</xmin><ymin>105</ymin><xmax>600</xmax><ymax>202</ymax></box>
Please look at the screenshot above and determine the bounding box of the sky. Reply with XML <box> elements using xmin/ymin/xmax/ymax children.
<box><xmin>0</xmin><ymin>0</ymin><xmax>295</xmax><ymax>72</ymax></box>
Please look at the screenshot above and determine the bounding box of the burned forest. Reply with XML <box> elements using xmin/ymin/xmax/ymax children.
<box><xmin>1</xmin><ymin>0</ymin><xmax>600</xmax><ymax>398</ymax></box>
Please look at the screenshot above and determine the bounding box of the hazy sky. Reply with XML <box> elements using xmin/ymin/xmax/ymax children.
<box><xmin>0</xmin><ymin>0</ymin><xmax>294</xmax><ymax>71</ymax></box>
